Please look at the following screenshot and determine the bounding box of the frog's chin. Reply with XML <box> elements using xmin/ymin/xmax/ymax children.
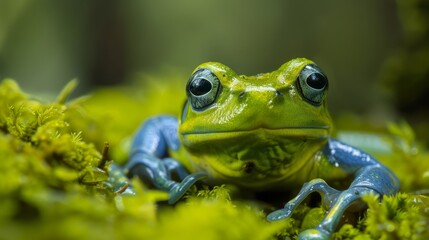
<box><xmin>181</xmin><ymin>127</ymin><xmax>330</xmax><ymax>145</ymax></box>
<box><xmin>183</xmin><ymin>128</ymin><xmax>328</xmax><ymax>189</ymax></box>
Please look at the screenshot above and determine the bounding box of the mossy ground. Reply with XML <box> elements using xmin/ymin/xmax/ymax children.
<box><xmin>0</xmin><ymin>78</ymin><xmax>428</xmax><ymax>240</ymax></box>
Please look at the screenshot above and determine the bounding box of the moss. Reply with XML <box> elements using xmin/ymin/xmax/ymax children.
<box><xmin>364</xmin><ymin>193</ymin><xmax>429</xmax><ymax>239</ymax></box>
<box><xmin>333</xmin><ymin>193</ymin><xmax>429</xmax><ymax>240</ymax></box>
<box><xmin>0</xmin><ymin>78</ymin><xmax>428</xmax><ymax>239</ymax></box>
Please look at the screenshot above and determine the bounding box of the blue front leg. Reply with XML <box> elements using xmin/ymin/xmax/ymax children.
<box><xmin>125</xmin><ymin>115</ymin><xmax>206</xmax><ymax>204</ymax></box>
<box><xmin>268</xmin><ymin>139</ymin><xmax>399</xmax><ymax>239</ymax></box>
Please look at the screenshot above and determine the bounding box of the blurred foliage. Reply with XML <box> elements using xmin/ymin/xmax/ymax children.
<box><xmin>380</xmin><ymin>0</ymin><xmax>429</xmax><ymax>110</ymax></box>
<box><xmin>0</xmin><ymin>0</ymin><xmax>400</xmax><ymax>118</ymax></box>
<box><xmin>379</xmin><ymin>0</ymin><xmax>429</xmax><ymax>140</ymax></box>
<box><xmin>381</xmin><ymin>122</ymin><xmax>429</xmax><ymax>191</ymax></box>
<box><xmin>0</xmin><ymin>79</ymin><xmax>428</xmax><ymax>239</ymax></box>
<box><xmin>78</xmin><ymin>70</ymin><xmax>186</xmax><ymax>164</ymax></box>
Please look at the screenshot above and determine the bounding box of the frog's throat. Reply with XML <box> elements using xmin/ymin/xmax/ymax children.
<box><xmin>181</xmin><ymin>127</ymin><xmax>330</xmax><ymax>143</ymax></box>
<box><xmin>180</xmin><ymin>127</ymin><xmax>329</xmax><ymax>189</ymax></box>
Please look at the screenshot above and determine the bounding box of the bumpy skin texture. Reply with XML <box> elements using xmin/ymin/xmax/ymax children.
<box><xmin>125</xmin><ymin>59</ymin><xmax>399</xmax><ymax>239</ymax></box>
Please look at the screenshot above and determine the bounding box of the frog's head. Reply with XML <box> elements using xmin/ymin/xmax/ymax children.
<box><xmin>179</xmin><ymin>58</ymin><xmax>333</xmax><ymax>188</ymax></box>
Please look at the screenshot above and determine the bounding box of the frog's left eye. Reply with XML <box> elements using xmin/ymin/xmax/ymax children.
<box><xmin>186</xmin><ymin>68</ymin><xmax>221</xmax><ymax>110</ymax></box>
<box><xmin>296</xmin><ymin>64</ymin><xmax>328</xmax><ymax>105</ymax></box>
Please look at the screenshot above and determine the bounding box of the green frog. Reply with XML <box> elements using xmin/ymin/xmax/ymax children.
<box><xmin>125</xmin><ymin>58</ymin><xmax>399</xmax><ymax>239</ymax></box>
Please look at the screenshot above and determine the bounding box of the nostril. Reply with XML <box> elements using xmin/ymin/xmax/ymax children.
<box><xmin>238</xmin><ymin>91</ymin><xmax>246</xmax><ymax>99</ymax></box>
<box><xmin>243</xmin><ymin>161</ymin><xmax>255</xmax><ymax>174</ymax></box>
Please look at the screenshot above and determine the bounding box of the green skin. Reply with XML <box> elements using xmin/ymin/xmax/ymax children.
<box><xmin>175</xmin><ymin>59</ymin><xmax>339</xmax><ymax>189</ymax></box>
<box><xmin>126</xmin><ymin>58</ymin><xmax>399</xmax><ymax>240</ymax></box>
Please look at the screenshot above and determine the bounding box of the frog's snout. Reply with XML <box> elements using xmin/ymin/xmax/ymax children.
<box><xmin>238</xmin><ymin>89</ymin><xmax>282</xmax><ymax>98</ymax></box>
<box><xmin>238</xmin><ymin>87</ymin><xmax>284</xmax><ymax>109</ymax></box>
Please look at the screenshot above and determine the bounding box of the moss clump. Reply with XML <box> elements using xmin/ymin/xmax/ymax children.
<box><xmin>0</xmin><ymin>79</ymin><xmax>102</xmax><ymax>176</ymax></box>
<box><xmin>365</xmin><ymin>193</ymin><xmax>429</xmax><ymax>239</ymax></box>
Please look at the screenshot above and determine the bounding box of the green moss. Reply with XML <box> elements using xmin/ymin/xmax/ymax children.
<box><xmin>334</xmin><ymin>193</ymin><xmax>429</xmax><ymax>240</ymax></box>
<box><xmin>365</xmin><ymin>193</ymin><xmax>429</xmax><ymax>239</ymax></box>
<box><xmin>0</xmin><ymin>78</ymin><xmax>428</xmax><ymax>239</ymax></box>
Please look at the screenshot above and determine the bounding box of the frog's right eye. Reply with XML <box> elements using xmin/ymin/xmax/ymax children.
<box><xmin>296</xmin><ymin>64</ymin><xmax>328</xmax><ymax>106</ymax></box>
<box><xmin>186</xmin><ymin>69</ymin><xmax>221</xmax><ymax>110</ymax></box>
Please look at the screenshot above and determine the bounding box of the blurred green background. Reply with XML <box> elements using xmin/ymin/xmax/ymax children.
<box><xmin>0</xmin><ymin>0</ymin><xmax>428</xmax><ymax>133</ymax></box>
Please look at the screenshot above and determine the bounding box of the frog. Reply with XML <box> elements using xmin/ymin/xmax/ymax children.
<box><xmin>124</xmin><ymin>58</ymin><xmax>399</xmax><ymax>239</ymax></box>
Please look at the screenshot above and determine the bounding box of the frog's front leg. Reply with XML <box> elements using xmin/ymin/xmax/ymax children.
<box><xmin>268</xmin><ymin>139</ymin><xmax>400</xmax><ymax>239</ymax></box>
<box><xmin>125</xmin><ymin>116</ymin><xmax>206</xmax><ymax>204</ymax></box>
<box><xmin>267</xmin><ymin>179</ymin><xmax>341</xmax><ymax>222</ymax></box>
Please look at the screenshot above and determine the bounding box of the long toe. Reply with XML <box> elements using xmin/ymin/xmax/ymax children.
<box><xmin>168</xmin><ymin>172</ymin><xmax>207</xmax><ymax>204</ymax></box>
<box><xmin>266</xmin><ymin>208</ymin><xmax>293</xmax><ymax>221</ymax></box>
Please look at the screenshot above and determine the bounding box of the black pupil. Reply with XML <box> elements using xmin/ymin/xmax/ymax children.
<box><xmin>306</xmin><ymin>73</ymin><xmax>326</xmax><ymax>89</ymax></box>
<box><xmin>189</xmin><ymin>78</ymin><xmax>212</xmax><ymax>96</ymax></box>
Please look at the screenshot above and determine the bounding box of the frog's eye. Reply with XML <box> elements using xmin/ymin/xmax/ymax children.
<box><xmin>296</xmin><ymin>64</ymin><xmax>328</xmax><ymax>105</ymax></box>
<box><xmin>186</xmin><ymin>68</ymin><xmax>221</xmax><ymax>110</ymax></box>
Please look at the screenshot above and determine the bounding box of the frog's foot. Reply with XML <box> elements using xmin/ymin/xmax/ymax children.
<box><xmin>108</xmin><ymin>163</ymin><xmax>136</xmax><ymax>195</ymax></box>
<box><xmin>267</xmin><ymin>179</ymin><xmax>340</xmax><ymax>221</ymax></box>
<box><xmin>308</xmin><ymin>186</ymin><xmax>378</xmax><ymax>238</ymax></box>
<box><xmin>168</xmin><ymin>172</ymin><xmax>207</xmax><ymax>204</ymax></box>
<box><xmin>268</xmin><ymin>179</ymin><xmax>378</xmax><ymax>239</ymax></box>
<box><xmin>126</xmin><ymin>152</ymin><xmax>207</xmax><ymax>204</ymax></box>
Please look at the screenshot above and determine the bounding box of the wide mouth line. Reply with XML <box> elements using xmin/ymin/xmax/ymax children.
<box><xmin>182</xmin><ymin>126</ymin><xmax>330</xmax><ymax>136</ymax></box>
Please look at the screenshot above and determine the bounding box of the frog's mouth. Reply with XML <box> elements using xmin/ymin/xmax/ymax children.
<box><xmin>181</xmin><ymin>126</ymin><xmax>330</xmax><ymax>144</ymax></box>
